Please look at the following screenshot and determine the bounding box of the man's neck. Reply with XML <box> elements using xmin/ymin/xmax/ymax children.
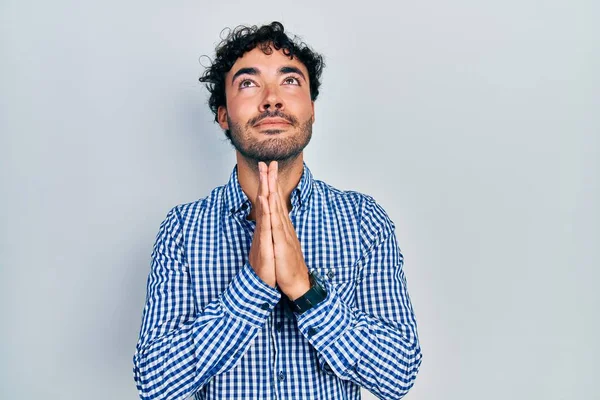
<box><xmin>236</xmin><ymin>153</ymin><xmax>304</xmax><ymax>220</ymax></box>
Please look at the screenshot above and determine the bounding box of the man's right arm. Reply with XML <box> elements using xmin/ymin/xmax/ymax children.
<box><xmin>132</xmin><ymin>207</ymin><xmax>281</xmax><ymax>400</ymax></box>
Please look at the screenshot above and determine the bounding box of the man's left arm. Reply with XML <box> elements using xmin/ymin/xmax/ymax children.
<box><xmin>295</xmin><ymin>201</ymin><xmax>423</xmax><ymax>400</ymax></box>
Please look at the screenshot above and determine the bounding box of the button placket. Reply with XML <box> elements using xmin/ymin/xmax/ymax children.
<box><xmin>267</xmin><ymin>314</ymin><xmax>281</xmax><ymax>400</ymax></box>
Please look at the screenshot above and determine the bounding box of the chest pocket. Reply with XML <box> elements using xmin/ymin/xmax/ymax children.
<box><xmin>310</xmin><ymin>261</ymin><xmax>363</xmax><ymax>307</ymax></box>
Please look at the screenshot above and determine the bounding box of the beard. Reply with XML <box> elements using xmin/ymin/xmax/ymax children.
<box><xmin>226</xmin><ymin>113</ymin><xmax>313</xmax><ymax>164</ymax></box>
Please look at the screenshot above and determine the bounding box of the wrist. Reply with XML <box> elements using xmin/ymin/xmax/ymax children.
<box><xmin>288</xmin><ymin>272</ymin><xmax>328</xmax><ymax>314</ymax></box>
<box><xmin>285</xmin><ymin>274</ymin><xmax>311</xmax><ymax>301</ymax></box>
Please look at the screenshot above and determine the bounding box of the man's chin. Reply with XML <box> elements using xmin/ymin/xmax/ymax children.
<box><xmin>253</xmin><ymin>125</ymin><xmax>292</xmax><ymax>135</ymax></box>
<box><xmin>237</xmin><ymin>146</ymin><xmax>302</xmax><ymax>164</ymax></box>
<box><xmin>259</xmin><ymin>129</ymin><xmax>286</xmax><ymax>135</ymax></box>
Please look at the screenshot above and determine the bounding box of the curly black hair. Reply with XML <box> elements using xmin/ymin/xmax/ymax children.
<box><xmin>198</xmin><ymin>21</ymin><xmax>325</xmax><ymax>139</ymax></box>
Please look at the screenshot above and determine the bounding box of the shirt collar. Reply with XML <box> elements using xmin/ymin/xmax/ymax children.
<box><xmin>224</xmin><ymin>161</ymin><xmax>314</xmax><ymax>217</ymax></box>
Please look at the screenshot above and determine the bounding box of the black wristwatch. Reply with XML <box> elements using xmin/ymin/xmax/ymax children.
<box><xmin>289</xmin><ymin>271</ymin><xmax>328</xmax><ymax>314</ymax></box>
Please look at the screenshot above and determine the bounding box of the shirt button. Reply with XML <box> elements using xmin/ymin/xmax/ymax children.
<box><xmin>307</xmin><ymin>327</ymin><xmax>319</xmax><ymax>338</ymax></box>
<box><xmin>327</xmin><ymin>270</ymin><xmax>335</xmax><ymax>280</ymax></box>
<box><xmin>275</xmin><ymin>322</ymin><xmax>282</xmax><ymax>332</ymax></box>
<box><xmin>278</xmin><ymin>371</ymin><xmax>285</xmax><ymax>381</ymax></box>
<box><xmin>260</xmin><ymin>303</ymin><xmax>270</xmax><ymax>310</ymax></box>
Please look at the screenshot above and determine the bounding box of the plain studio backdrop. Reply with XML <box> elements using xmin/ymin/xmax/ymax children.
<box><xmin>1</xmin><ymin>0</ymin><xmax>598</xmax><ymax>399</ymax></box>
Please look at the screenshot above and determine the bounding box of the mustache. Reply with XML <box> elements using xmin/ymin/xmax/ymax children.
<box><xmin>249</xmin><ymin>110</ymin><xmax>298</xmax><ymax>127</ymax></box>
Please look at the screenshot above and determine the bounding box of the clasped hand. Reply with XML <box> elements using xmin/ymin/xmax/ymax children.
<box><xmin>248</xmin><ymin>161</ymin><xmax>310</xmax><ymax>301</ymax></box>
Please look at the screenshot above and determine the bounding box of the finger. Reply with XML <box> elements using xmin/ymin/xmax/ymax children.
<box><xmin>259</xmin><ymin>195</ymin><xmax>272</xmax><ymax>241</ymax></box>
<box><xmin>254</xmin><ymin>163</ymin><xmax>263</xmax><ymax>229</ymax></box>
<box><xmin>268</xmin><ymin>164</ymin><xmax>292</xmax><ymax>235</ymax></box>
<box><xmin>266</xmin><ymin>161</ymin><xmax>291</xmax><ymax>234</ymax></box>
<box><xmin>254</xmin><ymin>195</ymin><xmax>262</xmax><ymax>231</ymax></box>
<box><xmin>256</xmin><ymin>162</ymin><xmax>262</xmax><ymax>208</ymax></box>
<box><xmin>268</xmin><ymin>162</ymin><xmax>284</xmax><ymax>215</ymax></box>
<box><xmin>268</xmin><ymin>160</ymin><xmax>278</xmax><ymax>196</ymax></box>
<box><xmin>259</xmin><ymin>162</ymin><xmax>269</xmax><ymax>198</ymax></box>
<box><xmin>269</xmin><ymin>192</ymin><xmax>285</xmax><ymax>245</ymax></box>
<box><xmin>273</xmin><ymin>180</ymin><xmax>289</xmax><ymax>233</ymax></box>
<box><xmin>277</xmin><ymin>195</ymin><xmax>294</xmax><ymax>238</ymax></box>
<box><xmin>272</xmin><ymin>173</ymin><xmax>293</xmax><ymax>230</ymax></box>
<box><xmin>276</xmin><ymin>179</ymin><xmax>289</xmax><ymax>215</ymax></box>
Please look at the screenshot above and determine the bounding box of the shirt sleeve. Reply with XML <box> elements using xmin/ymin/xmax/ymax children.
<box><xmin>295</xmin><ymin>198</ymin><xmax>423</xmax><ymax>400</ymax></box>
<box><xmin>132</xmin><ymin>207</ymin><xmax>281</xmax><ymax>400</ymax></box>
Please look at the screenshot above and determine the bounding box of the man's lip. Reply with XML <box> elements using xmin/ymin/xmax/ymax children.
<box><xmin>254</xmin><ymin>118</ymin><xmax>292</xmax><ymax>127</ymax></box>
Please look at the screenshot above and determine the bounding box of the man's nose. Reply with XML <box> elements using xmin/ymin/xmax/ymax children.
<box><xmin>259</xmin><ymin>84</ymin><xmax>285</xmax><ymax>112</ymax></box>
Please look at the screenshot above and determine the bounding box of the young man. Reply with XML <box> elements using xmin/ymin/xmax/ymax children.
<box><xmin>133</xmin><ymin>21</ymin><xmax>422</xmax><ymax>400</ymax></box>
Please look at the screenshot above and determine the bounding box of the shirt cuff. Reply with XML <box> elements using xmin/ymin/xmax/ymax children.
<box><xmin>220</xmin><ymin>261</ymin><xmax>281</xmax><ymax>327</ymax></box>
<box><xmin>295</xmin><ymin>280</ymin><xmax>371</xmax><ymax>376</ymax></box>
<box><xmin>294</xmin><ymin>279</ymin><xmax>351</xmax><ymax>348</ymax></box>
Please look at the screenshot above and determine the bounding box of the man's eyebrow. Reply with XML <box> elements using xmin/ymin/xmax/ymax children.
<box><xmin>279</xmin><ymin>66</ymin><xmax>306</xmax><ymax>82</ymax></box>
<box><xmin>231</xmin><ymin>66</ymin><xmax>307</xmax><ymax>86</ymax></box>
<box><xmin>231</xmin><ymin>67</ymin><xmax>259</xmax><ymax>85</ymax></box>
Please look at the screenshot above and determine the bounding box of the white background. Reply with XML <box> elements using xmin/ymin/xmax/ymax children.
<box><xmin>1</xmin><ymin>0</ymin><xmax>598</xmax><ymax>399</ymax></box>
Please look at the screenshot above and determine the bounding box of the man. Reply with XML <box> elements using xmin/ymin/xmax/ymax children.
<box><xmin>133</xmin><ymin>21</ymin><xmax>422</xmax><ymax>400</ymax></box>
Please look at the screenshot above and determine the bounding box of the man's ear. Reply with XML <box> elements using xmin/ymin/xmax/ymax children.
<box><xmin>311</xmin><ymin>101</ymin><xmax>315</xmax><ymax>123</ymax></box>
<box><xmin>217</xmin><ymin>106</ymin><xmax>229</xmax><ymax>130</ymax></box>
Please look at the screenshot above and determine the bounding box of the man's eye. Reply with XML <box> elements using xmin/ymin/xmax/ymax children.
<box><xmin>283</xmin><ymin>77</ymin><xmax>300</xmax><ymax>85</ymax></box>
<box><xmin>240</xmin><ymin>79</ymin><xmax>256</xmax><ymax>88</ymax></box>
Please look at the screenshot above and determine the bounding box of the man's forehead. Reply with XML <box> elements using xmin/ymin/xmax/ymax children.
<box><xmin>228</xmin><ymin>46</ymin><xmax>308</xmax><ymax>79</ymax></box>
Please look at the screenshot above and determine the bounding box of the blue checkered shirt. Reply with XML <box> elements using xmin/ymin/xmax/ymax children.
<box><xmin>133</xmin><ymin>162</ymin><xmax>422</xmax><ymax>399</ymax></box>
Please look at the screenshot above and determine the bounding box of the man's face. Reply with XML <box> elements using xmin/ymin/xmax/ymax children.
<box><xmin>217</xmin><ymin>45</ymin><xmax>315</xmax><ymax>164</ymax></box>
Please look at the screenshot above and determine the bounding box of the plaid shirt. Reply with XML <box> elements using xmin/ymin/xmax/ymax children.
<box><xmin>133</xmin><ymin>162</ymin><xmax>422</xmax><ymax>399</ymax></box>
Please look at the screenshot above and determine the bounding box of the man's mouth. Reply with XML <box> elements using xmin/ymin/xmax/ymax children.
<box><xmin>254</xmin><ymin>117</ymin><xmax>292</xmax><ymax>127</ymax></box>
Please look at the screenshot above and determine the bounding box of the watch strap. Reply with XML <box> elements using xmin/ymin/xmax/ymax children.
<box><xmin>289</xmin><ymin>272</ymin><xmax>328</xmax><ymax>314</ymax></box>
